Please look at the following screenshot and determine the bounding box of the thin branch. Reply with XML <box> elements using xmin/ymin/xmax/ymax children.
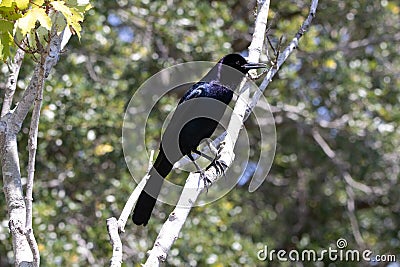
<box><xmin>107</xmin><ymin>177</ymin><xmax>149</xmax><ymax>267</ymax></box>
<box><xmin>269</xmin><ymin>100</ymin><xmax>388</xmax><ymax>197</ymax></box>
<box><xmin>25</xmin><ymin>229</ymin><xmax>40</xmax><ymax>267</ymax></box>
<box><xmin>311</xmin><ymin>128</ymin><xmax>335</xmax><ymax>159</ymax></box>
<box><xmin>310</xmin><ymin>125</ymin><xmax>383</xmax><ymax>250</ymax></box>
<box><xmin>1</xmin><ymin>47</ymin><xmax>25</xmax><ymax>117</ymax></box>
<box><xmin>344</xmin><ymin>171</ymin><xmax>385</xmax><ymax>196</ymax></box>
<box><xmin>24</xmin><ymin>53</ymin><xmax>46</xmax><ymax>267</ymax></box>
<box><xmin>119</xmin><ymin>150</ymin><xmax>154</xmax><ymax>231</ymax></box>
<box><xmin>144</xmin><ymin>168</ymin><xmax>223</xmax><ymax>266</ymax></box>
<box><xmin>25</xmin><ymin>56</ymin><xmax>45</xmax><ymax>230</ymax></box>
<box><xmin>248</xmin><ymin>0</ymin><xmax>270</xmax><ymax>62</ymax></box>
<box><xmin>11</xmin><ymin>30</ymin><xmax>64</xmax><ymax>131</ymax></box>
<box><xmin>106</xmin><ymin>150</ymin><xmax>155</xmax><ymax>266</ymax></box>
<box><xmin>247</xmin><ymin>0</ymin><xmax>319</xmax><ymax>119</ymax></box>
<box><xmin>345</xmin><ymin>185</ymin><xmax>366</xmax><ymax>250</ymax></box>
<box><xmin>303</xmin><ymin>32</ymin><xmax>400</xmax><ymax>59</ymax></box>
<box><xmin>107</xmin><ymin>217</ymin><xmax>123</xmax><ymax>267</ymax></box>
<box><xmin>311</xmin><ymin>125</ymin><xmax>386</xmax><ymax>196</ymax></box>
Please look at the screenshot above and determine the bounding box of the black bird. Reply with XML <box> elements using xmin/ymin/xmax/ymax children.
<box><xmin>132</xmin><ymin>54</ymin><xmax>266</xmax><ymax>226</ymax></box>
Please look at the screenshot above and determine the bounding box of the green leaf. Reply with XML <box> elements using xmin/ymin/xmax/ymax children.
<box><xmin>36</xmin><ymin>25</ymin><xmax>49</xmax><ymax>44</ymax></box>
<box><xmin>0</xmin><ymin>34</ymin><xmax>13</xmax><ymax>61</ymax></box>
<box><xmin>0</xmin><ymin>18</ymin><xmax>14</xmax><ymax>32</ymax></box>
<box><xmin>51</xmin><ymin>11</ymin><xmax>67</xmax><ymax>34</ymax></box>
<box><xmin>0</xmin><ymin>6</ymin><xmax>23</xmax><ymax>20</ymax></box>
<box><xmin>0</xmin><ymin>19</ymin><xmax>14</xmax><ymax>61</ymax></box>
<box><xmin>15</xmin><ymin>7</ymin><xmax>51</xmax><ymax>35</ymax></box>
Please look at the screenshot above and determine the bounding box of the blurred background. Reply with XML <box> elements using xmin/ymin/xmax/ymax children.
<box><xmin>0</xmin><ymin>0</ymin><xmax>399</xmax><ymax>266</ymax></box>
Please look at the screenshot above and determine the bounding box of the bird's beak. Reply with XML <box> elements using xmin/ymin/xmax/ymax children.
<box><xmin>243</xmin><ymin>62</ymin><xmax>267</xmax><ymax>70</ymax></box>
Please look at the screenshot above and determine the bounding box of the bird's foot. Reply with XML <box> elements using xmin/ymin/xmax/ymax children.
<box><xmin>188</xmin><ymin>154</ymin><xmax>212</xmax><ymax>192</ymax></box>
<box><xmin>209</xmin><ymin>141</ymin><xmax>228</xmax><ymax>176</ymax></box>
<box><xmin>206</xmin><ymin>156</ymin><xmax>228</xmax><ymax>177</ymax></box>
<box><xmin>197</xmin><ymin>170</ymin><xmax>212</xmax><ymax>192</ymax></box>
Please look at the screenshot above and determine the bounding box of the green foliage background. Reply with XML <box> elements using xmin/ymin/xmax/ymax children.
<box><xmin>1</xmin><ymin>0</ymin><xmax>399</xmax><ymax>266</ymax></box>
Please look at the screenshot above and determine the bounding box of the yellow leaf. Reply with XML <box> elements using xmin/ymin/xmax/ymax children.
<box><xmin>0</xmin><ymin>0</ymin><xmax>13</xmax><ymax>7</ymax></box>
<box><xmin>32</xmin><ymin>0</ymin><xmax>45</xmax><ymax>5</ymax></box>
<box><xmin>94</xmin><ymin>144</ymin><xmax>114</xmax><ymax>156</ymax></box>
<box><xmin>83</xmin><ymin>3</ymin><xmax>92</xmax><ymax>11</ymax></box>
<box><xmin>36</xmin><ymin>10</ymin><xmax>52</xmax><ymax>30</ymax></box>
<box><xmin>51</xmin><ymin>1</ymin><xmax>72</xmax><ymax>17</ymax></box>
<box><xmin>51</xmin><ymin>1</ymin><xmax>84</xmax><ymax>39</ymax></box>
<box><xmin>16</xmin><ymin>7</ymin><xmax>51</xmax><ymax>35</ymax></box>
<box><xmin>15</xmin><ymin>0</ymin><xmax>29</xmax><ymax>10</ymax></box>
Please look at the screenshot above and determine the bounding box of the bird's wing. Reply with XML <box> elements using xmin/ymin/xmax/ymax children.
<box><xmin>160</xmin><ymin>82</ymin><xmax>207</xmax><ymax>161</ymax></box>
<box><xmin>178</xmin><ymin>82</ymin><xmax>207</xmax><ymax>105</ymax></box>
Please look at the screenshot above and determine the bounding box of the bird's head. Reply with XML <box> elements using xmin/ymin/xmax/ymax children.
<box><xmin>218</xmin><ymin>54</ymin><xmax>267</xmax><ymax>74</ymax></box>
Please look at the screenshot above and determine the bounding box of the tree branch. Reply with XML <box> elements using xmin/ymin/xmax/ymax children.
<box><xmin>11</xmin><ymin>30</ymin><xmax>64</xmax><ymax>133</ymax></box>
<box><xmin>106</xmin><ymin>217</ymin><xmax>123</xmax><ymax>267</ymax></box>
<box><xmin>309</xmin><ymin>126</ymin><xmax>386</xmax><ymax>250</ymax></box>
<box><xmin>24</xmin><ymin>64</ymin><xmax>45</xmax><ymax>267</ymax></box>
<box><xmin>24</xmin><ymin>229</ymin><xmax>40</xmax><ymax>267</ymax></box>
<box><xmin>303</xmin><ymin>32</ymin><xmax>400</xmax><ymax>59</ymax></box>
<box><xmin>345</xmin><ymin>184</ymin><xmax>366</xmax><ymax>250</ymax></box>
<box><xmin>1</xmin><ymin>133</ymin><xmax>33</xmax><ymax>264</ymax></box>
<box><xmin>247</xmin><ymin>0</ymin><xmax>318</xmax><ymax>118</ymax></box>
<box><xmin>311</xmin><ymin>125</ymin><xmax>386</xmax><ymax>196</ymax></box>
<box><xmin>1</xmin><ymin>47</ymin><xmax>25</xmax><ymax>118</ymax></box>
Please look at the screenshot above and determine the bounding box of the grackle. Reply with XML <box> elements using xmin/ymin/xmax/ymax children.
<box><xmin>132</xmin><ymin>54</ymin><xmax>266</xmax><ymax>226</ymax></box>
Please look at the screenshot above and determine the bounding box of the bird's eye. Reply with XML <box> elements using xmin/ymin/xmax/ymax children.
<box><xmin>236</xmin><ymin>61</ymin><xmax>240</xmax><ymax>65</ymax></box>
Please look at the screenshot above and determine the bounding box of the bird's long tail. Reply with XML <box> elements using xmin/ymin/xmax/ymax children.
<box><xmin>132</xmin><ymin>149</ymin><xmax>173</xmax><ymax>226</ymax></box>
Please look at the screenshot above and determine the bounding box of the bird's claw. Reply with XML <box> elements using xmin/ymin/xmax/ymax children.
<box><xmin>217</xmin><ymin>140</ymin><xmax>225</xmax><ymax>154</ymax></box>
<box><xmin>202</xmin><ymin>140</ymin><xmax>227</xmax><ymax>176</ymax></box>
<box><xmin>197</xmin><ymin>170</ymin><xmax>212</xmax><ymax>192</ymax></box>
<box><xmin>215</xmin><ymin>160</ymin><xmax>228</xmax><ymax>176</ymax></box>
<box><xmin>206</xmin><ymin>157</ymin><xmax>227</xmax><ymax>177</ymax></box>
